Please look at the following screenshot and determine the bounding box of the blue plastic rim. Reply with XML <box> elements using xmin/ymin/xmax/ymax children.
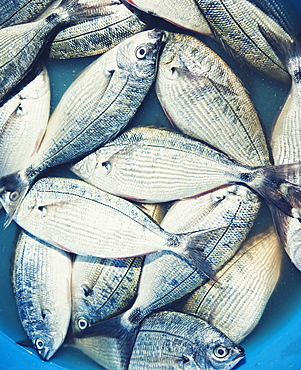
<box><xmin>1</xmin><ymin>1</ymin><xmax>301</xmax><ymax>368</ymax></box>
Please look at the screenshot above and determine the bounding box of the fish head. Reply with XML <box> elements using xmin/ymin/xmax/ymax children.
<box><xmin>116</xmin><ymin>28</ymin><xmax>163</xmax><ymax>78</ymax></box>
<box><xmin>31</xmin><ymin>322</ymin><xmax>65</xmax><ymax>361</ymax></box>
<box><xmin>197</xmin><ymin>327</ymin><xmax>245</xmax><ymax>370</ymax></box>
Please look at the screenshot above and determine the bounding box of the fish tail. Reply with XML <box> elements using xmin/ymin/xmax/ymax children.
<box><xmin>259</xmin><ymin>24</ymin><xmax>301</xmax><ymax>79</ymax></box>
<box><xmin>78</xmin><ymin>313</ymin><xmax>139</xmax><ymax>368</ymax></box>
<box><xmin>0</xmin><ymin>170</ymin><xmax>30</xmax><ymax>228</ymax></box>
<box><xmin>247</xmin><ymin>163</ymin><xmax>301</xmax><ymax>220</ymax></box>
<box><xmin>56</xmin><ymin>0</ymin><xmax>120</xmax><ymax>23</ymax></box>
<box><xmin>175</xmin><ymin>228</ymin><xmax>228</xmax><ymax>281</ymax></box>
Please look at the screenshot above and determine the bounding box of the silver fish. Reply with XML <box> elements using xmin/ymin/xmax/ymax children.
<box><xmin>179</xmin><ymin>226</ymin><xmax>282</xmax><ymax>344</ymax></box>
<box><xmin>0</xmin><ymin>0</ymin><xmax>114</xmax><ymax>105</ymax></box>
<box><xmin>261</xmin><ymin>28</ymin><xmax>301</xmax><ymax>272</ymax></box>
<box><xmin>71</xmin><ymin>203</ymin><xmax>166</xmax><ymax>334</ymax></box>
<box><xmin>1</xmin><ymin>177</ymin><xmax>215</xmax><ymax>275</ymax></box>
<box><xmin>12</xmin><ymin>230</ymin><xmax>72</xmax><ymax>360</ymax></box>
<box><xmin>0</xmin><ymin>0</ymin><xmax>56</xmax><ymax>28</ymax></box>
<box><xmin>0</xmin><ymin>28</ymin><xmax>162</xmax><ymax>225</ymax></box>
<box><xmin>122</xmin><ymin>0</ymin><xmax>212</xmax><ymax>35</ymax></box>
<box><xmin>0</xmin><ymin>66</ymin><xmax>50</xmax><ymax>178</ymax></box>
<box><xmin>194</xmin><ymin>0</ymin><xmax>293</xmax><ymax>83</ymax></box>
<box><xmin>155</xmin><ymin>32</ymin><xmax>270</xmax><ymax>167</ymax></box>
<box><xmin>71</xmin><ymin>125</ymin><xmax>301</xmax><ymax>220</ymax></box>
<box><xmin>75</xmin><ymin>311</ymin><xmax>244</xmax><ymax>370</ymax></box>
<box><xmin>50</xmin><ymin>2</ymin><xmax>147</xmax><ymax>59</ymax></box>
<box><xmin>79</xmin><ymin>185</ymin><xmax>259</xmax><ymax>349</ymax></box>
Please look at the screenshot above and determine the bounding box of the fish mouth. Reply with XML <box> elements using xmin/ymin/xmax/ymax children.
<box><xmin>232</xmin><ymin>345</ymin><xmax>245</xmax><ymax>362</ymax></box>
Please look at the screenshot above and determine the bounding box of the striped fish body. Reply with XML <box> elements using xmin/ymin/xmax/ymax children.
<box><xmin>179</xmin><ymin>227</ymin><xmax>282</xmax><ymax>343</ymax></box>
<box><xmin>195</xmin><ymin>0</ymin><xmax>292</xmax><ymax>82</ymax></box>
<box><xmin>50</xmin><ymin>3</ymin><xmax>147</xmax><ymax>59</ymax></box>
<box><xmin>12</xmin><ymin>230</ymin><xmax>72</xmax><ymax>360</ymax></box>
<box><xmin>156</xmin><ymin>32</ymin><xmax>270</xmax><ymax>168</ymax></box>
<box><xmin>0</xmin><ymin>66</ymin><xmax>50</xmax><ymax>178</ymax></box>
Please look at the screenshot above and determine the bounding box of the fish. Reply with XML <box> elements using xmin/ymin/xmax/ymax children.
<box><xmin>0</xmin><ymin>28</ymin><xmax>163</xmax><ymax>225</ymax></box>
<box><xmin>0</xmin><ymin>0</ymin><xmax>56</xmax><ymax>28</ymax></box>
<box><xmin>155</xmin><ymin>32</ymin><xmax>270</xmax><ymax>167</ymax></box>
<box><xmin>0</xmin><ymin>66</ymin><xmax>50</xmax><ymax>178</ymax></box>
<box><xmin>75</xmin><ymin>311</ymin><xmax>244</xmax><ymax>370</ymax></box>
<box><xmin>77</xmin><ymin>185</ymin><xmax>259</xmax><ymax>350</ymax></box>
<box><xmin>1</xmin><ymin>177</ymin><xmax>217</xmax><ymax>276</ymax></box>
<box><xmin>122</xmin><ymin>0</ymin><xmax>212</xmax><ymax>35</ymax></box>
<box><xmin>0</xmin><ymin>0</ymin><xmax>115</xmax><ymax>106</ymax></box>
<box><xmin>178</xmin><ymin>226</ymin><xmax>282</xmax><ymax>344</ymax></box>
<box><xmin>12</xmin><ymin>230</ymin><xmax>72</xmax><ymax>360</ymax></box>
<box><xmin>71</xmin><ymin>125</ymin><xmax>301</xmax><ymax>220</ymax></box>
<box><xmin>50</xmin><ymin>2</ymin><xmax>147</xmax><ymax>59</ymax></box>
<box><xmin>260</xmin><ymin>28</ymin><xmax>301</xmax><ymax>272</ymax></box>
<box><xmin>194</xmin><ymin>0</ymin><xmax>293</xmax><ymax>83</ymax></box>
<box><xmin>71</xmin><ymin>203</ymin><xmax>166</xmax><ymax>334</ymax></box>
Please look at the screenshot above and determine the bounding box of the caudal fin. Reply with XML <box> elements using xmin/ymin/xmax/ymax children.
<box><xmin>248</xmin><ymin>163</ymin><xmax>301</xmax><ymax>221</ymax></box>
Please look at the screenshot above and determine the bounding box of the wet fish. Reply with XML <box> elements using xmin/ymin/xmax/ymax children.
<box><xmin>50</xmin><ymin>2</ymin><xmax>147</xmax><ymax>59</ymax></box>
<box><xmin>0</xmin><ymin>0</ymin><xmax>114</xmax><ymax>105</ymax></box>
<box><xmin>78</xmin><ymin>185</ymin><xmax>259</xmax><ymax>351</ymax></box>
<box><xmin>12</xmin><ymin>230</ymin><xmax>72</xmax><ymax>360</ymax></box>
<box><xmin>0</xmin><ymin>66</ymin><xmax>50</xmax><ymax>178</ymax></box>
<box><xmin>75</xmin><ymin>311</ymin><xmax>244</xmax><ymax>370</ymax></box>
<box><xmin>122</xmin><ymin>0</ymin><xmax>212</xmax><ymax>35</ymax></box>
<box><xmin>155</xmin><ymin>32</ymin><xmax>270</xmax><ymax>167</ymax></box>
<box><xmin>261</xmin><ymin>28</ymin><xmax>301</xmax><ymax>272</ymax></box>
<box><xmin>1</xmin><ymin>177</ymin><xmax>215</xmax><ymax>275</ymax></box>
<box><xmin>71</xmin><ymin>126</ymin><xmax>301</xmax><ymax>220</ymax></box>
<box><xmin>194</xmin><ymin>0</ymin><xmax>293</xmax><ymax>83</ymax></box>
<box><xmin>0</xmin><ymin>28</ymin><xmax>162</xmax><ymax>225</ymax></box>
<box><xmin>71</xmin><ymin>203</ymin><xmax>166</xmax><ymax>334</ymax></box>
<box><xmin>0</xmin><ymin>0</ymin><xmax>56</xmax><ymax>28</ymax></box>
<box><xmin>178</xmin><ymin>226</ymin><xmax>282</xmax><ymax>343</ymax></box>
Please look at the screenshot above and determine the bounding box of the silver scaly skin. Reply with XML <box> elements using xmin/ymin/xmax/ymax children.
<box><xmin>0</xmin><ymin>66</ymin><xmax>50</xmax><ymax>178</ymax></box>
<box><xmin>179</xmin><ymin>226</ymin><xmax>282</xmax><ymax>344</ymax></box>
<box><xmin>50</xmin><ymin>2</ymin><xmax>147</xmax><ymax>59</ymax></box>
<box><xmin>12</xmin><ymin>230</ymin><xmax>72</xmax><ymax>360</ymax></box>
<box><xmin>71</xmin><ymin>203</ymin><xmax>166</xmax><ymax>334</ymax></box>
<box><xmin>156</xmin><ymin>32</ymin><xmax>270</xmax><ymax>168</ymax></box>
<box><xmin>195</xmin><ymin>0</ymin><xmax>293</xmax><ymax>83</ymax></box>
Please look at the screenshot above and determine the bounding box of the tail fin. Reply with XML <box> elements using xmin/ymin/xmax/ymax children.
<box><xmin>57</xmin><ymin>0</ymin><xmax>121</xmax><ymax>23</ymax></box>
<box><xmin>77</xmin><ymin>314</ymin><xmax>139</xmax><ymax>369</ymax></box>
<box><xmin>259</xmin><ymin>24</ymin><xmax>301</xmax><ymax>79</ymax></box>
<box><xmin>0</xmin><ymin>171</ymin><xmax>30</xmax><ymax>228</ymax></box>
<box><xmin>248</xmin><ymin>163</ymin><xmax>301</xmax><ymax>221</ymax></box>
<box><xmin>175</xmin><ymin>227</ymin><xmax>228</xmax><ymax>282</ymax></box>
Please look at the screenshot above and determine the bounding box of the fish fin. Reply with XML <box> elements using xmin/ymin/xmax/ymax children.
<box><xmin>0</xmin><ymin>171</ymin><xmax>30</xmax><ymax>228</ymax></box>
<box><xmin>270</xmin><ymin>204</ymin><xmax>289</xmax><ymax>248</ymax></box>
<box><xmin>248</xmin><ymin>163</ymin><xmax>301</xmax><ymax>220</ymax></box>
<box><xmin>78</xmin><ymin>313</ymin><xmax>138</xmax><ymax>369</ymax></box>
<box><xmin>176</xmin><ymin>228</ymin><xmax>228</xmax><ymax>282</ymax></box>
<box><xmin>258</xmin><ymin>24</ymin><xmax>299</xmax><ymax>70</ymax></box>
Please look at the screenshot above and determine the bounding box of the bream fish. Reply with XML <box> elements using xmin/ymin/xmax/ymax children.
<box><xmin>0</xmin><ymin>66</ymin><xmax>50</xmax><ymax>178</ymax></box>
<box><xmin>71</xmin><ymin>126</ymin><xmax>301</xmax><ymax>220</ymax></box>
<box><xmin>50</xmin><ymin>2</ymin><xmax>147</xmax><ymax>59</ymax></box>
<box><xmin>0</xmin><ymin>28</ymin><xmax>162</xmax><ymax>225</ymax></box>
<box><xmin>12</xmin><ymin>230</ymin><xmax>72</xmax><ymax>360</ymax></box>
<box><xmin>178</xmin><ymin>226</ymin><xmax>282</xmax><ymax>344</ymax></box>
<box><xmin>74</xmin><ymin>311</ymin><xmax>244</xmax><ymax>370</ymax></box>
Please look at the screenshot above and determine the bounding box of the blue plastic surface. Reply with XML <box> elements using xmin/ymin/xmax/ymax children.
<box><xmin>1</xmin><ymin>1</ymin><xmax>301</xmax><ymax>369</ymax></box>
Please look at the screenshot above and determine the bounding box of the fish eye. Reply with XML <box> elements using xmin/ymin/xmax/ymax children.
<box><xmin>77</xmin><ymin>317</ymin><xmax>89</xmax><ymax>330</ymax></box>
<box><xmin>35</xmin><ymin>338</ymin><xmax>45</xmax><ymax>350</ymax></box>
<box><xmin>9</xmin><ymin>191</ymin><xmax>19</xmax><ymax>201</ymax></box>
<box><xmin>101</xmin><ymin>161</ymin><xmax>112</xmax><ymax>174</ymax></box>
<box><xmin>182</xmin><ymin>355</ymin><xmax>190</xmax><ymax>364</ymax></box>
<box><xmin>213</xmin><ymin>345</ymin><xmax>229</xmax><ymax>358</ymax></box>
<box><xmin>37</xmin><ymin>205</ymin><xmax>47</xmax><ymax>217</ymax></box>
<box><xmin>135</xmin><ymin>45</ymin><xmax>148</xmax><ymax>59</ymax></box>
<box><xmin>169</xmin><ymin>66</ymin><xmax>179</xmax><ymax>79</ymax></box>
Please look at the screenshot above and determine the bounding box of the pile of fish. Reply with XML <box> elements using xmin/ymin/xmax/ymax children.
<box><xmin>1</xmin><ymin>0</ymin><xmax>301</xmax><ymax>369</ymax></box>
